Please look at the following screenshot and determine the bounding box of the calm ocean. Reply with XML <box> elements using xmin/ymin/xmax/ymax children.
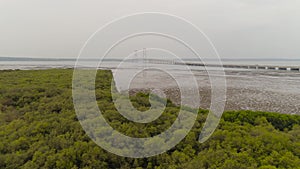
<box><xmin>0</xmin><ymin>59</ymin><xmax>299</xmax><ymax>70</ymax></box>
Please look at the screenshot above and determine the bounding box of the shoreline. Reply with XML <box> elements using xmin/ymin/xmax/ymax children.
<box><xmin>1</xmin><ymin>67</ymin><xmax>299</xmax><ymax>115</ymax></box>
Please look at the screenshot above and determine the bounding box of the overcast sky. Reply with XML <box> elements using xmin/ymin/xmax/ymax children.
<box><xmin>0</xmin><ymin>0</ymin><xmax>299</xmax><ymax>59</ymax></box>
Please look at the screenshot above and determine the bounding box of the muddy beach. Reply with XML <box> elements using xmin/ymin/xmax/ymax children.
<box><xmin>124</xmin><ymin>69</ymin><xmax>300</xmax><ymax>115</ymax></box>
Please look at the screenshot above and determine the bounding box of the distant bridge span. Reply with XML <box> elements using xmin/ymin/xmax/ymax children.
<box><xmin>127</xmin><ymin>58</ymin><xmax>300</xmax><ymax>72</ymax></box>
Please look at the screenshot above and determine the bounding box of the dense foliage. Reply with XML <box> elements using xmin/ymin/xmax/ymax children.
<box><xmin>0</xmin><ymin>69</ymin><xmax>300</xmax><ymax>169</ymax></box>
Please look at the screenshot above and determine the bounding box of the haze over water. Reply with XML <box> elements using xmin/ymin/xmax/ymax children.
<box><xmin>1</xmin><ymin>58</ymin><xmax>300</xmax><ymax>70</ymax></box>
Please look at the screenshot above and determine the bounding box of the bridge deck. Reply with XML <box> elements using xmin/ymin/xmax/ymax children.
<box><xmin>128</xmin><ymin>59</ymin><xmax>300</xmax><ymax>71</ymax></box>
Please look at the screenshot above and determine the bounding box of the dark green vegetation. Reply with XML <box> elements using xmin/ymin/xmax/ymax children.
<box><xmin>0</xmin><ymin>69</ymin><xmax>300</xmax><ymax>169</ymax></box>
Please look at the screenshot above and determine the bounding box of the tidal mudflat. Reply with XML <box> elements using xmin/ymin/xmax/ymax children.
<box><xmin>125</xmin><ymin>69</ymin><xmax>300</xmax><ymax>115</ymax></box>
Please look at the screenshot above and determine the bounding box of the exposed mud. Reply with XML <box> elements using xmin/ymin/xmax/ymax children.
<box><xmin>125</xmin><ymin>69</ymin><xmax>300</xmax><ymax>115</ymax></box>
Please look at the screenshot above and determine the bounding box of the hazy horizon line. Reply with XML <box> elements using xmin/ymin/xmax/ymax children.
<box><xmin>1</xmin><ymin>56</ymin><xmax>300</xmax><ymax>61</ymax></box>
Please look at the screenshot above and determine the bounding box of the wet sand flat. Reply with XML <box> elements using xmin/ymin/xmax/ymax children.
<box><xmin>125</xmin><ymin>69</ymin><xmax>300</xmax><ymax>115</ymax></box>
